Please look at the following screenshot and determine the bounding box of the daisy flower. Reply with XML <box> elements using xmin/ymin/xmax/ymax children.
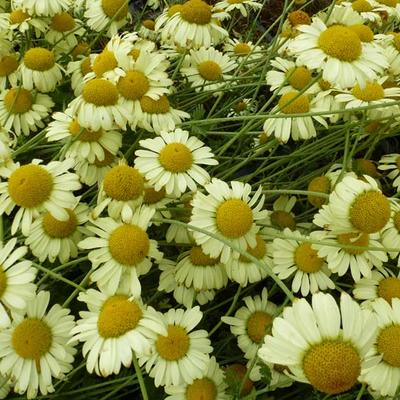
<box><xmin>138</xmin><ymin>306</ymin><xmax>213</xmax><ymax>387</ymax></box>
<box><xmin>134</xmin><ymin>129</ymin><xmax>218</xmax><ymax>197</ymax></box>
<box><xmin>0</xmin><ymin>87</ymin><xmax>54</xmax><ymax>136</ymax></box>
<box><xmin>71</xmin><ymin>288</ymin><xmax>165</xmax><ymax>377</ymax></box>
<box><xmin>214</xmin><ymin>0</ymin><xmax>261</xmax><ymax>17</ymax></box>
<box><xmin>79</xmin><ymin>206</ymin><xmax>162</xmax><ymax>296</ymax></box>
<box><xmin>19</xmin><ymin>47</ymin><xmax>63</xmax><ymax>93</ymax></box>
<box><xmin>139</xmin><ymin>19</ymin><xmax>158</xmax><ymax>41</ymax></box>
<box><xmin>0</xmin><ymin>291</ymin><xmax>76</xmax><ymax>399</ymax></box>
<box><xmin>190</xmin><ymin>179</ymin><xmax>268</xmax><ymax>263</ymax></box>
<box><xmin>307</xmin><ymin>175</ymin><xmax>332</xmax><ymax>208</ymax></box>
<box><xmin>67</xmin><ymin>56</ymin><xmax>93</xmax><ymax>96</ymax></box>
<box><xmin>25</xmin><ymin>203</ymin><xmax>90</xmax><ymax>264</ymax></box>
<box><xmin>272</xmin><ymin>229</ymin><xmax>335</xmax><ymax>296</ymax></box>
<box><xmin>164</xmin><ymin>356</ymin><xmax>229</xmax><ymax>400</ymax></box>
<box><xmin>0</xmin><ymin>159</ymin><xmax>81</xmax><ymax>235</ymax></box>
<box><xmin>288</xmin><ymin>17</ymin><xmax>387</xmax><ymax>89</ymax></box>
<box><xmin>313</xmin><ymin>174</ymin><xmax>391</xmax><ymax>235</ymax></box>
<box><xmin>258</xmin><ymin>292</ymin><xmax>378</xmax><ymax>395</ymax></box>
<box><xmin>14</xmin><ymin>0</ymin><xmax>71</xmax><ymax>16</ymax></box>
<box><xmin>381</xmin><ymin>199</ymin><xmax>400</xmax><ymax>262</ymax></box>
<box><xmin>222</xmin><ymin>288</ymin><xmax>278</xmax><ymax>359</ymax></box>
<box><xmin>7</xmin><ymin>8</ymin><xmax>48</xmax><ymax>37</ymax></box>
<box><xmin>0</xmin><ymin>53</ymin><xmax>19</xmax><ymax>90</ymax></box>
<box><xmin>378</xmin><ymin>153</ymin><xmax>400</xmax><ymax>191</ymax></box>
<box><xmin>0</xmin><ymin>238</ymin><xmax>36</xmax><ymax>329</ymax></box>
<box><xmin>227</xmin><ymin>98</ymin><xmax>258</xmax><ymax>117</ymax></box>
<box><xmin>342</xmin><ymin>0</ymin><xmax>382</xmax><ymax>24</ymax></box>
<box><xmin>180</xmin><ymin>47</ymin><xmax>236</xmax><ymax>93</ymax></box>
<box><xmin>268</xmin><ymin>195</ymin><xmax>297</xmax><ymax>231</ymax></box>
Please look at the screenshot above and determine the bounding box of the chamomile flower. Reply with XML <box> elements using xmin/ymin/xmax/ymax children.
<box><xmin>79</xmin><ymin>206</ymin><xmax>162</xmax><ymax>296</ymax></box>
<box><xmin>15</xmin><ymin>0</ymin><xmax>71</xmax><ymax>16</ymax></box>
<box><xmin>139</xmin><ymin>19</ymin><xmax>158</xmax><ymax>41</ymax></box>
<box><xmin>222</xmin><ymin>288</ymin><xmax>278</xmax><ymax>359</ymax></box>
<box><xmin>307</xmin><ymin>175</ymin><xmax>332</xmax><ymax>208</ymax></box>
<box><xmin>0</xmin><ymin>291</ymin><xmax>76</xmax><ymax>399</ymax></box>
<box><xmin>67</xmin><ymin>56</ymin><xmax>93</xmax><ymax>96</ymax></box>
<box><xmin>134</xmin><ymin>129</ymin><xmax>218</xmax><ymax>197</ymax></box>
<box><xmin>71</xmin><ymin>288</ymin><xmax>165</xmax><ymax>377</ymax></box>
<box><xmin>0</xmin><ymin>53</ymin><xmax>19</xmax><ymax>90</ymax></box>
<box><xmin>0</xmin><ymin>238</ymin><xmax>36</xmax><ymax>328</ymax></box>
<box><xmin>378</xmin><ymin>153</ymin><xmax>400</xmax><ymax>191</ymax></box>
<box><xmin>25</xmin><ymin>203</ymin><xmax>90</xmax><ymax>264</ymax></box>
<box><xmin>227</xmin><ymin>98</ymin><xmax>258</xmax><ymax>116</ymax></box>
<box><xmin>138</xmin><ymin>306</ymin><xmax>213</xmax><ymax>387</ymax></box>
<box><xmin>215</xmin><ymin>0</ymin><xmax>261</xmax><ymax>17</ymax></box>
<box><xmin>268</xmin><ymin>195</ymin><xmax>297</xmax><ymax>231</ymax></box>
<box><xmin>0</xmin><ymin>159</ymin><xmax>81</xmax><ymax>235</ymax></box>
<box><xmin>7</xmin><ymin>8</ymin><xmax>48</xmax><ymax>37</ymax></box>
<box><xmin>0</xmin><ymin>88</ymin><xmax>54</xmax><ymax>136</ymax></box>
<box><xmin>258</xmin><ymin>292</ymin><xmax>378</xmax><ymax>395</ymax></box>
<box><xmin>190</xmin><ymin>179</ymin><xmax>268</xmax><ymax>263</ymax></box>
<box><xmin>381</xmin><ymin>200</ymin><xmax>400</xmax><ymax>262</ymax></box>
<box><xmin>342</xmin><ymin>0</ymin><xmax>382</xmax><ymax>24</ymax></box>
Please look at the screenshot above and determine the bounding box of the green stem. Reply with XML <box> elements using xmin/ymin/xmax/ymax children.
<box><xmin>132</xmin><ymin>353</ymin><xmax>148</xmax><ymax>400</ymax></box>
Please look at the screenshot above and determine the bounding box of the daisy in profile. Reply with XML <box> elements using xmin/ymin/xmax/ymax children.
<box><xmin>381</xmin><ymin>199</ymin><xmax>400</xmax><ymax>263</ymax></box>
<box><xmin>267</xmin><ymin>195</ymin><xmax>297</xmax><ymax>231</ymax></box>
<box><xmin>79</xmin><ymin>205</ymin><xmax>162</xmax><ymax>296</ymax></box>
<box><xmin>0</xmin><ymin>53</ymin><xmax>19</xmax><ymax>90</ymax></box>
<box><xmin>7</xmin><ymin>8</ymin><xmax>48</xmax><ymax>37</ymax></box>
<box><xmin>180</xmin><ymin>47</ymin><xmax>236</xmax><ymax>93</ymax></box>
<box><xmin>164</xmin><ymin>356</ymin><xmax>229</xmax><ymax>400</ymax></box>
<box><xmin>307</xmin><ymin>175</ymin><xmax>332</xmax><ymax>208</ymax></box>
<box><xmin>67</xmin><ymin>56</ymin><xmax>92</xmax><ymax>96</ymax></box>
<box><xmin>25</xmin><ymin>203</ymin><xmax>90</xmax><ymax>264</ymax></box>
<box><xmin>378</xmin><ymin>153</ymin><xmax>400</xmax><ymax>191</ymax></box>
<box><xmin>14</xmin><ymin>0</ymin><xmax>71</xmax><ymax>16</ymax></box>
<box><xmin>222</xmin><ymin>288</ymin><xmax>278</xmax><ymax>359</ymax></box>
<box><xmin>0</xmin><ymin>291</ymin><xmax>76</xmax><ymax>399</ymax></box>
<box><xmin>0</xmin><ymin>159</ymin><xmax>81</xmax><ymax>235</ymax></box>
<box><xmin>258</xmin><ymin>292</ymin><xmax>378</xmax><ymax>395</ymax></box>
<box><xmin>46</xmin><ymin>111</ymin><xmax>122</xmax><ymax>163</ymax></box>
<box><xmin>215</xmin><ymin>0</ymin><xmax>261</xmax><ymax>16</ymax></box>
<box><xmin>0</xmin><ymin>87</ymin><xmax>54</xmax><ymax>136</ymax></box>
<box><xmin>0</xmin><ymin>238</ymin><xmax>36</xmax><ymax>328</ymax></box>
<box><xmin>289</xmin><ymin>17</ymin><xmax>387</xmax><ymax>88</ymax></box>
<box><xmin>341</xmin><ymin>0</ymin><xmax>382</xmax><ymax>24</ymax></box>
<box><xmin>134</xmin><ymin>129</ymin><xmax>218</xmax><ymax>197</ymax></box>
<box><xmin>139</xmin><ymin>19</ymin><xmax>158</xmax><ymax>41</ymax></box>
<box><xmin>225</xmin><ymin>39</ymin><xmax>262</xmax><ymax>62</ymax></box>
<box><xmin>227</xmin><ymin>98</ymin><xmax>258</xmax><ymax>116</ymax></box>
<box><xmin>71</xmin><ymin>288</ymin><xmax>165</xmax><ymax>377</ymax></box>
<box><xmin>138</xmin><ymin>306</ymin><xmax>212</xmax><ymax>387</ymax></box>
<box><xmin>19</xmin><ymin>47</ymin><xmax>63</xmax><ymax>93</ymax></box>
<box><xmin>190</xmin><ymin>179</ymin><xmax>268</xmax><ymax>263</ymax></box>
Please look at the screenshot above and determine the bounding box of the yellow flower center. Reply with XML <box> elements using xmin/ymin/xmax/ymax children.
<box><xmin>144</xmin><ymin>187</ymin><xmax>165</xmax><ymax>204</ymax></box>
<box><xmin>307</xmin><ymin>176</ymin><xmax>330</xmax><ymax>208</ymax></box>
<box><xmin>216</xmin><ymin>199</ymin><xmax>253</xmax><ymax>238</ymax></box>
<box><xmin>393</xmin><ymin>211</ymin><xmax>400</xmax><ymax>232</ymax></box>
<box><xmin>0</xmin><ymin>266</ymin><xmax>7</xmax><ymax>298</ymax></box>
<box><xmin>117</xmin><ymin>70</ymin><xmax>150</xmax><ymax>101</ymax></box>
<box><xmin>198</xmin><ymin>61</ymin><xmax>222</xmax><ymax>81</ymax></box>
<box><xmin>318</xmin><ymin>25</ymin><xmax>362</xmax><ymax>62</ymax></box>
<box><xmin>51</xmin><ymin>12</ymin><xmax>75</xmax><ymax>32</ymax></box>
<box><xmin>228</xmin><ymin>0</ymin><xmax>244</xmax><ymax>3</ymax></box>
<box><xmin>142</xmin><ymin>19</ymin><xmax>155</xmax><ymax>30</ymax></box>
<box><xmin>348</xmin><ymin>24</ymin><xmax>374</xmax><ymax>42</ymax></box>
<box><xmin>72</xmin><ymin>42</ymin><xmax>91</xmax><ymax>59</ymax></box>
<box><xmin>159</xmin><ymin>143</ymin><xmax>193</xmax><ymax>173</ymax></box>
<box><xmin>186</xmin><ymin>378</ymin><xmax>217</xmax><ymax>400</ymax></box>
<box><xmin>352</xmin><ymin>0</ymin><xmax>373</xmax><ymax>11</ymax></box>
<box><xmin>337</xmin><ymin>232</ymin><xmax>369</xmax><ymax>255</ymax></box>
<box><xmin>270</xmin><ymin>210</ymin><xmax>296</xmax><ymax>230</ymax></box>
<box><xmin>97</xmin><ymin>295</ymin><xmax>143</xmax><ymax>338</ymax></box>
<box><xmin>258</xmin><ymin>132</ymin><xmax>269</xmax><ymax>145</ymax></box>
<box><xmin>69</xmin><ymin>120</ymin><xmax>103</xmax><ymax>142</ymax></box>
<box><xmin>94</xmin><ymin>150</ymin><xmax>115</xmax><ymax>167</ymax></box>
<box><xmin>80</xmin><ymin>57</ymin><xmax>92</xmax><ymax>76</ymax></box>
<box><xmin>4</xmin><ymin>88</ymin><xmax>33</xmax><ymax>114</ymax></box>
<box><xmin>233</xmin><ymin>101</ymin><xmax>248</xmax><ymax>113</ymax></box>
<box><xmin>0</xmin><ymin>55</ymin><xmax>18</xmax><ymax>77</ymax></box>
<box><xmin>92</xmin><ymin>50</ymin><xmax>118</xmax><ymax>78</ymax></box>
<box><xmin>9</xmin><ymin>9</ymin><xmax>29</xmax><ymax>24</ymax></box>
<box><xmin>349</xmin><ymin>191</ymin><xmax>390</xmax><ymax>233</ymax></box>
<box><xmin>239</xmin><ymin>235</ymin><xmax>267</xmax><ymax>263</ymax></box>
<box><xmin>294</xmin><ymin>243</ymin><xmax>324</xmax><ymax>273</ymax></box>
<box><xmin>190</xmin><ymin>246</ymin><xmax>219</xmax><ymax>266</ymax></box>
<box><xmin>103</xmin><ymin>165</ymin><xmax>144</xmax><ymax>201</ymax></box>
<box><xmin>156</xmin><ymin>325</ymin><xmax>190</xmax><ymax>361</ymax></box>
<box><xmin>246</xmin><ymin>311</ymin><xmax>273</xmax><ymax>343</ymax></box>
<box><xmin>180</xmin><ymin>0</ymin><xmax>212</xmax><ymax>25</ymax></box>
<box><xmin>319</xmin><ymin>79</ymin><xmax>331</xmax><ymax>91</ymax></box>
<box><xmin>130</xmin><ymin>48</ymin><xmax>140</xmax><ymax>60</ymax></box>
<box><xmin>82</xmin><ymin>79</ymin><xmax>119</xmax><ymax>106</ymax></box>
<box><xmin>288</xmin><ymin>10</ymin><xmax>311</xmax><ymax>26</ymax></box>
<box><xmin>12</xmin><ymin>319</ymin><xmax>52</xmax><ymax>363</ymax></box>
<box><xmin>278</xmin><ymin>92</ymin><xmax>310</xmax><ymax>114</ymax></box>
<box><xmin>109</xmin><ymin>224</ymin><xmax>150</xmax><ymax>266</ymax></box>
<box><xmin>378</xmin><ymin>277</ymin><xmax>400</xmax><ymax>303</ymax></box>
<box><xmin>234</xmin><ymin>43</ymin><xmax>251</xmax><ymax>55</ymax></box>
<box><xmin>377</xmin><ymin>325</ymin><xmax>400</xmax><ymax>367</ymax></box>
<box><xmin>378</xmin><ymin>0</ymin><xmax>398</xmax><ymax>6</ymax></box>
<box><xmin>353</xmin><ymin>158</ymin><xmax>380</xmax><ymax>178</ymax></box>
<box><xmin>42</xmin><ymin>209</ymin><xmax>77</xmax><ymax>238</ymax></box>
<box><xmin>140</xmin><ymin>95</ymin><xmax>170</xmax><ymax>114</ymax></box>
<box><xmin>168</xmin><ymin>4</ymin><xmax>183</xmax><ymax>16</ymax></box>
<box><xmin>303</xmin><ymin>341</ymin><xmax>361</xmax><ymax>394</ymax></box>
<box><xmin>101</xmin><ymin>0</ymin><xmax>128</xmax><ymax>20</ymax></box>
<box><xmin>286</xmin><ymin>67</ymin><xmax>312</xmax><ymax>91</ymax></box>
<box><xmin>24</xmin><ymin>48</ymin><xmax>55</xmax><ymax>71</ymax></box>
<box><xmin>352</xmin><ymin>82</ymin><xmax>384</xmax><ymax>101</ymax></box>
<box><xmin>8</xmin><ymin>164</ymin><xmax>53</xmax><ymax>208</ymax></box>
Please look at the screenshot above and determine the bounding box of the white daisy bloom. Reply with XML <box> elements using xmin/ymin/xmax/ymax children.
<box><xmin>0</xmin><ymin>291</ymin><xmax>76</xmax><ymax>399</ymax></box>
<box><xmin>272</xmin><ymin>229</ymin><xmax>335</xmax><ymax>296</ymax></box>
<box><xmin>361</xmin><ymin>298</ymin><xmax>400</xmax><ymax>396</ymax></box>
<box><xmin>138</xmin><ymin>19</ymin><xmax>158</xmax><ymax>41</ymax></box>
<box><xmin>288</xmin><ymin>17</ymin><xmax>388</xmax><ymax>89</ymax></box>
<box><xmin>180</xmin><ymin>47</ymin><xmax>236</xmax><ymax>93</ymax></box>
<box><xmin>381</xmin><ymin>199</ymin><xmax>400</xmax><ymax>262</ymax></box>
<box><xmin>313</xmin><ymin>174</ymin><xmax>391</xmax><ymax>235</ymax></box>
<box><xmin>307</xmin><ymin>175</ymin><xmax>333</xmax><ymax>209</ymax></box>
<box><xmin>258</xmin><ymin>292</ymin><xmax>378</xmax><ymax>395</ymax></box>
<box><xmin>0</xmin><ymin>238</ymin><xmax>36</xmax><ymax>329</ymax></box>
<box><xmin>0</xmin><ymin>87</ymin><xmax>54</xmax><ymax>136</ymax></box>
<box><xmin>214</xmin><ymin>0</ymin><xmax>261</xmax><ymax>16</ymax></box>
<box><xmin>164</xmin><ymin>356</ymin><xmax>229</xmax><ymax>400</ymax></box>
<box><xmin>281</xmin><ymin>9</ymin><xmax>312</xmax><ymax>34</ymax></box>
<box><xmin>190</xmin><ymin>179</ymin><xmax>268</xmax><ymax>263</ymax></box>
<box><xmin>223</xmin><ymin>38</ymin><xmax>263</xmax><ymax>62</ymax></box>
<box><xmin>0</xmin><ymin>53</ymin><xmax>19</xmax><ymax>90</ymax></box>
<box><xmin>378</xmin><ymin>153</ymin><xmax>400</xmax><ymax>191</ymax></box>
<box><xmin>19</xmin><ymin>47</ymin><xmax>63</xmax><ymax>93</ymax></box>
<box><xmin>79</xmin><ymin>206</ymin><xmax>162</xmax><ymax>296</ymax></box>
<box><xmin>46</xmin><ymin>111</ymin><xmax>122</xmax><ymax>163</ymax></box>
<box><xmin>25</xmin><ymin>203</ymin><xmax>90</xmax><ymax>264</ymax></box>
<box><xmin>265</xmin><ymin>195</ymin><xmax>297</xmax><ymax>231</ymax></box>
<box><xmin>340</xmin><ymin>0</ymin><xmax>382</xmax><ymax>24</ymax></box>
<box><xmin>71</xmin><ymin>288</ymin><xmax>165</xmax><ymax>377</ymax></box>
<box><xmin>0</xmin><ymin>158</ymin><xmax>81</xmax><ymax>236</ymax></box>
<box><xmin>227</xmin><ymin>98</ymin><xmax>258</xmax><ymax>117</ymax></box>
<box><xmin>134</xmin><ymin>129</ymin><xmax>218</xmax><ymax>197</ymax></box>
<box><xmin>222</xmin><ymin>288</ymin><xmax>278</xmax><ymax>359</ymax></box>
<box><xmin>67</xmin><ymin>56</ymin><xmax>93</xmax><ymax>96</ymax></box>
<box><xmin>138</xmin><ymin>306</ymin><xmax>213</xmax><ymax>387</ymax></box>
<box><xmin>14</xmin><ymin>0</ymin><xmax>71</xmax><ymax>16</ymax></box>
<box><xmin>7</xmin><ymin>8</ymin><xmax>48</xmax><ymax>37</ymax></box>
<box><xmin>311</xmin><ymin>230</ymin><xmax>388</xmax><ymax>281</ymax></box>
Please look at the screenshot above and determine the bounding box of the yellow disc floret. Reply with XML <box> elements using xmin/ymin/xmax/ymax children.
<box><xmin>92</xmin><ymin>50</ymin><xmax>118</xmax><ymax>77</ymax></box>
<box><xmin>186</xmin><ymin>378</ymin><xmax>217</xmax><ymax>400</ymax></box>
<box><xmin>51</xmin><ymin>12</ymin><xmax>75</xmax><ymax>32</ymax></box>
<box><xmin>308</xmin><ymin>176</ymin><xmax>331</xmax><ymax>208</ymax></box>
<box><xmin>72</xmin><ymin>42</ymin><xmax>91</xmax><ymax>59</ymax></box>
<box><xmin>0</xmin><ymin>55</ymin><xmax>18</xmax><ymax>77</ymax></box>
<box><xmin>4</xmin><ymin>88</ymin><xmax>33</xmax><ymax>114</ymax></box>
<box><xmin>337</xmin><ymin>233</ymin><xmax>369</xmax><ymax>255</ymax></box>
<box><xmin>377</xmin><ymin>325</ymin><xmax>400</xmax><ymax>367</ymax></box>
<box><xmin>246</xmin><ymin>311</ymin><xmax>272</xmax><ymax>343</ymax></box>
<box><xmin>69</xmin><ymin>120</ymin><xmax>103</xmax><ymax>142</ymax></box>
<box><xmin>216</xmin><ymin>199</ymin><xmax>253</xmax><ymax>238</ymax></box>
<box><xmin>42</xmin><ymin>209</ymin><xmax>77</xmax><ymax>238</ymax></box>
<box><xmin>144</xmin><ymin>187</ymin><xmax>165</xmax><ymax>204</ymax></box>
<box><xmin>287</xmin><ymin>67</ymin><xmax>312</xmax><ymax>90</ymax></box>
<box><xmin>270</xmin><ymin>210</ymin><xmax>296</xmax><ymax>230</ymax></box>
<box><xmin>294</xmin><ymin>243</ymin><xmax>324</xmax><ymax>273</ymax></box>
<box><xmin>234</xmin><ymin>43</ymin><xmax>251</xmax><ymax>55</ymax></box>
<box><xmin>80</xmin><ymin>57</ymin><xmax>92</xmax><ymax>76</ymax></box>
<box><xmin>156</xmin><ymin>325</ymin><xmax>190</xmax><ymax>360</ymax></box>
<box><xmin>82</xmin><ymin>79</ymin><xmax>119</xmax><ymax>106</ymax></box>
<box><xmin>278</xmin><ymin>92</ymin><xmax>310</xmax><ymax>114</ymax></box>
<box><xmin>349</xmin><ymin>24</ymin><xmax>374</xmax><ymax>42</ymax></box>
<box><xmin>9</xmin><ymin>9</ymin><xmax>29</xmax><ymax>24</ymax></box>
<box><xmin>378</xmin><ymin>277</ymin><xmax>400</xmax><ymax>304</ymax></box>
<box><xmin>101</xmin><ymin>0</ymin><xmax>128</xmax><ymax>20</ymax></box>
<box><xmin>239</xmin><ymin>235</ymin><xmax>267</xmax><ymax>263</ymax></box>
<box><xmin>352</xmin><ymin>0</ymin><xmax>373</xmax><ymax>12</ymax></box>
<box><xmin>0</xmin><ymin>267</ymin><xmax>7</xmax><ymax>298</ymax></box>
<box><xmin>168</xmin><ymin>4</ymin><xmax>183</xmax><ymax>16</ymax></box>
<box><xmin>159</xmin><ymin>143</ymin><xmax>193</xmax><ymax>173</ymax></box>
<box><xmin>288</xmin><ymin>10</ymin><xmax>311</xmax><ymax>26</ymax></box>
<box><xmin>24</xmin><ymin>48</ymin><xmax>55</xmax><ymax>71</ymax></box>
<box><xmin>198</xmin><ymin>61</ymin><xmax>223</xmax><ymax>81</ymax></box>
<box><xmin>180</xmin><ymin>0</ymin><xmax>212</xmax><ymax>25</ymax></box>
<box><xmin>140</xmin><ymin>95</ymin><xmax>170</xmax><ymax>114</ymax></box>
<box><xmin>142</xmin><ymin>19</ymin><xmax>155</xmax><ymax>30</ymax></box>
<box><xmin>117</xmin><ymin>70</ymin><xmax>150</xmax><ymax>100</ymax></box>
<box><xmin>352</xmin><ymin>82</ymin><xmax>384</xmax><ymax>101</ymax></box>
<box><xmin>190</xmin><ymin>246</ymin><xmax>219</xmax><ymax>266</ymax></box>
